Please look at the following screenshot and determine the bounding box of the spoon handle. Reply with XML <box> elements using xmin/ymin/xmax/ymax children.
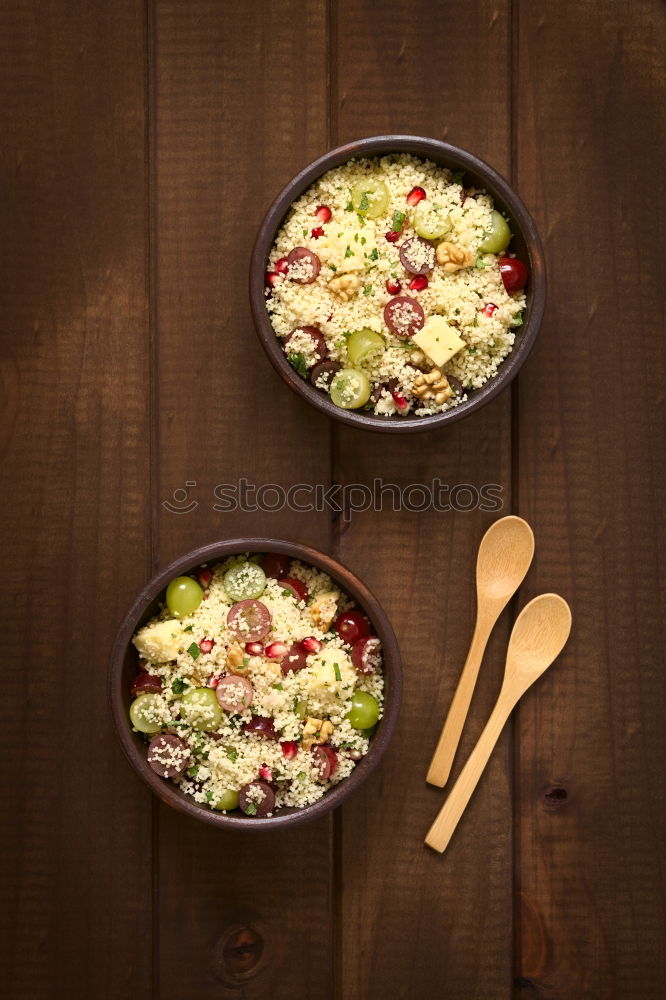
<box><xmin>426</xmin><ymin>614</ymin><xmax>494</xmax><ymax>787</ymax></box>
<box><xmin>425</xmin><ymin>690</ymin><xmax>515</xmax><ymax>853</ymax></box>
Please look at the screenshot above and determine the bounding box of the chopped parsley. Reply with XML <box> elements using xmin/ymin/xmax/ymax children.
<box><xmin>329</xmin><ymin>263</ymin><xmax>337</xmax><ymax>272</ymax></box>
<box><xmin>360</xmin><ymin>236</ymin><xmax>366</xmax><ymax>245</ymax></box>
<box><xmin>468</xmin><ymin>345</ymin><xmax>478</xmax><ymax>354</ymax></box>
<box><xmin>333</xmin><ymin>662</ymin><xmax>342</xmax><ymax>682</ymax></box>
<box><xmin>511</xmin><ymin>312</ymin><xmax>524</xmax><ymax>327</ymax></box>
<box><xmin>245</xmin><ymin>802</ymin><xmax>257</xmax><ymax>815</ymax></box>
<box><xmin>392</xmin><ymin>210</ymin><xmax>406</xmax><ymax>231</ymax></box>
<box><xmin>297</xmin><ymin>771</ymin><xmax>307</xmax><ymax>780</ymax></box>
<box><xmin>344</xmin><ymin>245</ymin><xmax>354</xmax><ymax>258</ymax></box>
<box><xmin>369</xmin><ymin>247</ymin><xmax>379</xmax><ymax>260</ymax></box>
<box><xmin>187</xmin><ymin>642</ymin><xmax>200</xmax><ymax>660</ymax></box>
<box><xmin>363</xmin><ymin>284</ymin><xmax>373</xmax><ymax>296</ymax></box>
<box><xmin>342</xmin><ymin>330</ymin><xmax>352</xmax><ymax>340</ymax></box>
<box><xmin>475</xmin><ymin>255</ymin><xmax>490</xmax><ymax>269</ymax></box>
<box><xmin>186</xmin><ymin>765</ymin><xmax>199</xmax><ymax>777</ymax></box>
<box><xmin>272</xmin><ymin>682</ymin><xmax>284</xmax><ymax>691</ymax></box>
<box><xmin>205</xmin><ymin>790</ymin><xmax>214</xmax><ymax>803</ymax></box>
<box><xmin>171</xmin><ymin>678</ymin><xmax>188</xmax><ymax>695</ymax></box>
<box><xmin>473</xmin><ymin>314</ymin><xmax>478</xmax><ymax>327</ymax></box>
<box><xmin>226</xmin><ymin>748</ymin><xmax>238</xmax><ymax>762</ymax></box>
<box><xmin>287</xmin><ymin>352</ymin><xmax>308</xmax><ymax>379</ymax></box>
<box><xmin>345</xmin><ymin>200</ymin><xmax>354</xmax><ymax>212</ymax></box>
<box><xmin>182</xmin><ymin>624</ymin><xmax>194</xmax><ymax>633</ymax></box>
<box><xmin>358</xmin><ymin>192</ymin><xmax>369</xmax><ymax>212</ymax></box>
<box><xmin>302</xmin><ymin>228</ymin><xmax>308</xmax><ymax>237</ymax></box>
<box><xmin>452</xmin><ymin>170</ymin><xmax>465</xmax><ymax>185</ymax></box>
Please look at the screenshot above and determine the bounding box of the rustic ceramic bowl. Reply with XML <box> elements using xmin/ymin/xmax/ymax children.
<box><xmin>109</xmin><ymin>538</ymin><xmax>402</xmax><ymax>830</ymax></box>
<box><xmin>250</xmin><ymin>135</ymin><xmax>546</xmax><ymax>433</ymax></box>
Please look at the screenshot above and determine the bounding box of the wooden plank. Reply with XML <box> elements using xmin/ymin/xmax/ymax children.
<box><xmin>0</xmin><ymin>2</ymin><xmax>152</xmax><ymax>997</ymax></box>
<box><xmin>331</xmin><ymin>2</ymin><xmax>516</xmax><ymax>996</ymax></box>
<box><xmin>151</xmin><ymin>2</ymin><xmax>334</xmax><ymax>997</ymax></box>
<box><xmin>513</xmin><ymin>2</ymin><xmax>666</xmax><ymax>997</ymax></box>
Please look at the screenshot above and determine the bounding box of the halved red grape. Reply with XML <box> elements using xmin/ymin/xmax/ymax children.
<box><xmin>227</xmin><ymin>600</ymin><xmax>271</xmax><ymax>642</ymax></box>
<box><xmin>447</xmin><ymin>374</ymin><xmax>464</xmax><ymax>396</ymax></box>
<box><xmin>383</xmin><ymin>295</ymin><xmax>425</xmax><ymax>339</ymax></box>
<box><xmin>239</xmin><ymin>780</ymin><xmax>276</xmax><ymax>817</ymax></box>
<box><xmin>281</xmin><ymin>642</ymin><xmax>309</xmax><ymax>675</ymax></box>
<box><xmin>215</xmin><ymin>675</ymin><xmax>254</xmax><ymax>712</ymax></box>
<box><xmin>399</xmin><ymin>236</ymin><xmax>435</xmax><ymax>275</ymax></box>
<box><xmin>335</xmin><ymin>610</ymin><xmax>371</xmax><ymax>645</ymax></box>
<box><xmin>131</xmin><ymin>673</ymin><xmax>163</xmax><ymax>697</ymax></box>
<box><xmin>287</xmin><ymin>247</ymin><xmax>321</xmax><ymax>284</ymax></box>
<box><xmin>498</xmin><ymin>256</ymin><xmax>528</xmax><ymax>292</ymax></box>
<box><xmin>320</xmin><ymin>745</ymin><xmax>338</xmax><ymax>777</ymax></box>
<box><xmin>284</xmin><ymin>326</ymin><xmax>328</xmax><ymax>365</ymax></box>
<box><xmin>241</xmin><ymin>715</ymin><xmax>278</xmax><ymax>740</ymax></box>
<box><xmin>260</xmin><ymin>553</ymin><xmax>292</xmax><ymax>580</ymax></box>
<box><xmin>310</xmin><ymin>360</ymin><xmax>342</xmax><ymax>391</ymax></box>
<box><xmin>312</xmin><ymin>745</ymin><xmax>337</xmax><ymax>783</ymax></box>
<box><xmin>147</xmin><ymin>734</ymin><xmax>191</xmax><ymax>778</ymax></box>
<box><xmin>280</xmin><ymin>577</ymin><xmax>308</xmax><ymax>603</ymax></box>
<box><xmin>351</xmin><ymin>635</ymin><xmax>381</xmax><ymax>675</ymax></box>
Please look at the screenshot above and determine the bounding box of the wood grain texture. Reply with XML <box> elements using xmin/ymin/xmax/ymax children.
<box><xmin>513</xmin><ymin>2</ymin><xmax>666</xmax><ymax>997</ymax></box>
<box><xmin>151</xmin><ymin>3</ymin><xmax>334</xmax><ymax>997</ymax></box>
<box><xmin>331</xmin><ymin>2</ymin><xmax>515</xmax><ymax>996</ymax></box>
<box><xmin>0</xmin><ymin>1</ymin><xmax>152</xmax><ymax>997</ymax></box>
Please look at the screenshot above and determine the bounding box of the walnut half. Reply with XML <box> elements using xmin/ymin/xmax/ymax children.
<box><xmin>328</xmin><ymin>273</ymin><xmax>360</xmax><ymax>301</ymax></box>
<box><xmin>435</xmin><ymin>242</ymin><xmax>474</xmax><ymax>273</ymax></box>
<box><xmin>302</xmin><ymin>717</ymin><xmax>335</xmax><ymax>750</ymax></box>
<box><xmin>413</xmin><ymin>368</ymin><xmax>453</xmax><ymax>406</ymax></box>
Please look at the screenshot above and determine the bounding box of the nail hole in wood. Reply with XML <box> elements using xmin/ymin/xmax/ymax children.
<box><xmin>543</xmin><ymin>785</ymin><xmax>567</xmax><ymax>808</ymax></box>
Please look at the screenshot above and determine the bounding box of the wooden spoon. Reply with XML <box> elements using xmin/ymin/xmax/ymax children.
<box><xmin>425</xmin><ymin>593</ymin><xmax>572</xmax><ymax>853</ymax></box>
<box><xmin>426</xmin><ymin>516</ymin><xmax>535</xmax><ymax>788</ymax></box>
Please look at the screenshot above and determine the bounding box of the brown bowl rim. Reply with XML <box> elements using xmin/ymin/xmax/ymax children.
<box><xmin>109</xmin><ymin>538</ymin><xmax>402</xmax><ymax>830</ymax></box>
<box><xmin>250</xmin><ymin>134</ymin><xmax>546</xmax><ymax>433</ymax></box>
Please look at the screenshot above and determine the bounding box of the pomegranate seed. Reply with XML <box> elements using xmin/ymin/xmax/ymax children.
<box><xmin>311</xmin><ymin>226</ymin><xmax>325</xmax><ymax>239</ymax></box>
<box><xmin>265</xmin><ymin>271</ymin><xmax>284</xmax><ymax>289</ymax></box>
<box><xmin>208</xmin><ymin>674</ymin><xmax>221</xmax><ymax>688</ymax></box>
<box><xmin>275</xmin><ymin>256</ymin><xmax>289</xmax><ymax>275</ymax></box>
<box><xmin>199</xmin><ymin>638</ymin><xmax>215</xmax><ymax>654</ymax></box>
<box><xmin>385</xmin><ymin>230</ymin><xmax>401</xmax><ymax>243</ymax></box>
<box><xmin>482</xmin><ymin>302</ymin><xmax>498</xmax><ymax>317</ymax></box>
<box><xmin>409</xmin><ymin>275</ymin><xmax>428</xmax><ymax>292</ymax></box>
<box><xmin>300</xmin><ymin>636</ymin><xmax>322</xmax><ymax>654</ymax></box>
<box><xmin>392</xmin><ymin>390</ymin><xmax>409</xmax><ymax>413</ymax></box>
<box><xmin>258</xmin><ymin>764</ymin><xmax>273</xmax><ymax>783</ymax></box>
<box><xmin>281</xmin><ymin>741</ymin><xmax>298</xmax><ymax>760</ymax></box>
<box><xmin>197</xmin><ymin>566</ymin><xmax>212</xmax><ymax>588</ymax></box>
<box><xmin>314</xmin><ymin>205</ymin><xmax>332</xmax><ymax>224</ymax></box>
<box><xmin>265</xmin><ymin>641</ymin><xmax>289</xmax><ymax>659</ymax></box>
<box><xmin>406</xmin><ymin>185</ymin><xmax>426</xmax><ymax>206</ymax></box>
<box><xmin>245</xmin><ymin>641</ymin><xmax>264</xmax><ymax>655</ymax></box>
<box><xmin>386</xmin><ymin>278</ymin><xmax>402</xmax><ymax>294</ymax></box>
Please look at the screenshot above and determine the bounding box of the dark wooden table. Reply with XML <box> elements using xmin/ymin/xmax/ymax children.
<box><xmin>2</xmin><ymin>2</ymin><xmax>664</xmax><ymax>997</ymax></box>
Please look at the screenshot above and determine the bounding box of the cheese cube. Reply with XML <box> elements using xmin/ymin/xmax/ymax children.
<box><xmin>133</xmin><ymin>618</ymin><xmax>184</xmax><ymax>663</ymax></box>
<box><xmin>317</xmin><ymin>228</ymin><xmax>377</xmax><ymax>273</ymax></box>
<box><xmin>306</xmin><ymin>647</ymin><xmax>355</xmax><ymax>692</ymax></box>
<box><xmin>412</xmin><ymin>315</ymin><xmax>466</xmax><ymax>368</ymax></box>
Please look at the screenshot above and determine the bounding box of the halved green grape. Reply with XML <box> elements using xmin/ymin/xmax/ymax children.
<box><xmin>347</xmin><ymin>328</ymin><xmax>385</xmax><ymax>365</ymax></box>
<box><xmin>329</xmin><ymin>368</ymin><xmax>371</xmax><ymax>410</ymax></box>
<box><xmin>294</xmin><ymin>698</ymin><xmax>308</xmax><ymax>720</ymax></box>
<box><xmin>351</xmin><ymin>179</ymin><xmax>389</xmax><ymax>219</ymax></box>
<box><xmin>129</xmin><ymin>693</ymin><xmax>164</xmax><ymax>734</ymax></box>
<box><xmin>180</xmin><ymin>687</ymin><xmax>223</xmax><ymax>731</ymax></box>
<box><xmin>166</xmin><ymin>576</ymin><xmax>203</xmax><ymax>617</ymax></box>
<box><xmin>212</xmin><ymin>788</ymin><xmax>240</xmax><ymax>811</ymax></box>
<box><xmin>478</xmin><ymin>210</ymin><xmax>511</xmax><ymax>253</ymax></box>
<box><xmin>413</xmin><ymin>200</ymin><xmax>452</xmax><ymax>240</ymax></box>
<box><xmin>346</xmin><ymin>691</ymin><xmax>380</xmax><ymax>730</ymax></box>
<box><xmin>223</xmin><ymin>561</ymin><xmax>266</xmax><ymax>601</ymax></box>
